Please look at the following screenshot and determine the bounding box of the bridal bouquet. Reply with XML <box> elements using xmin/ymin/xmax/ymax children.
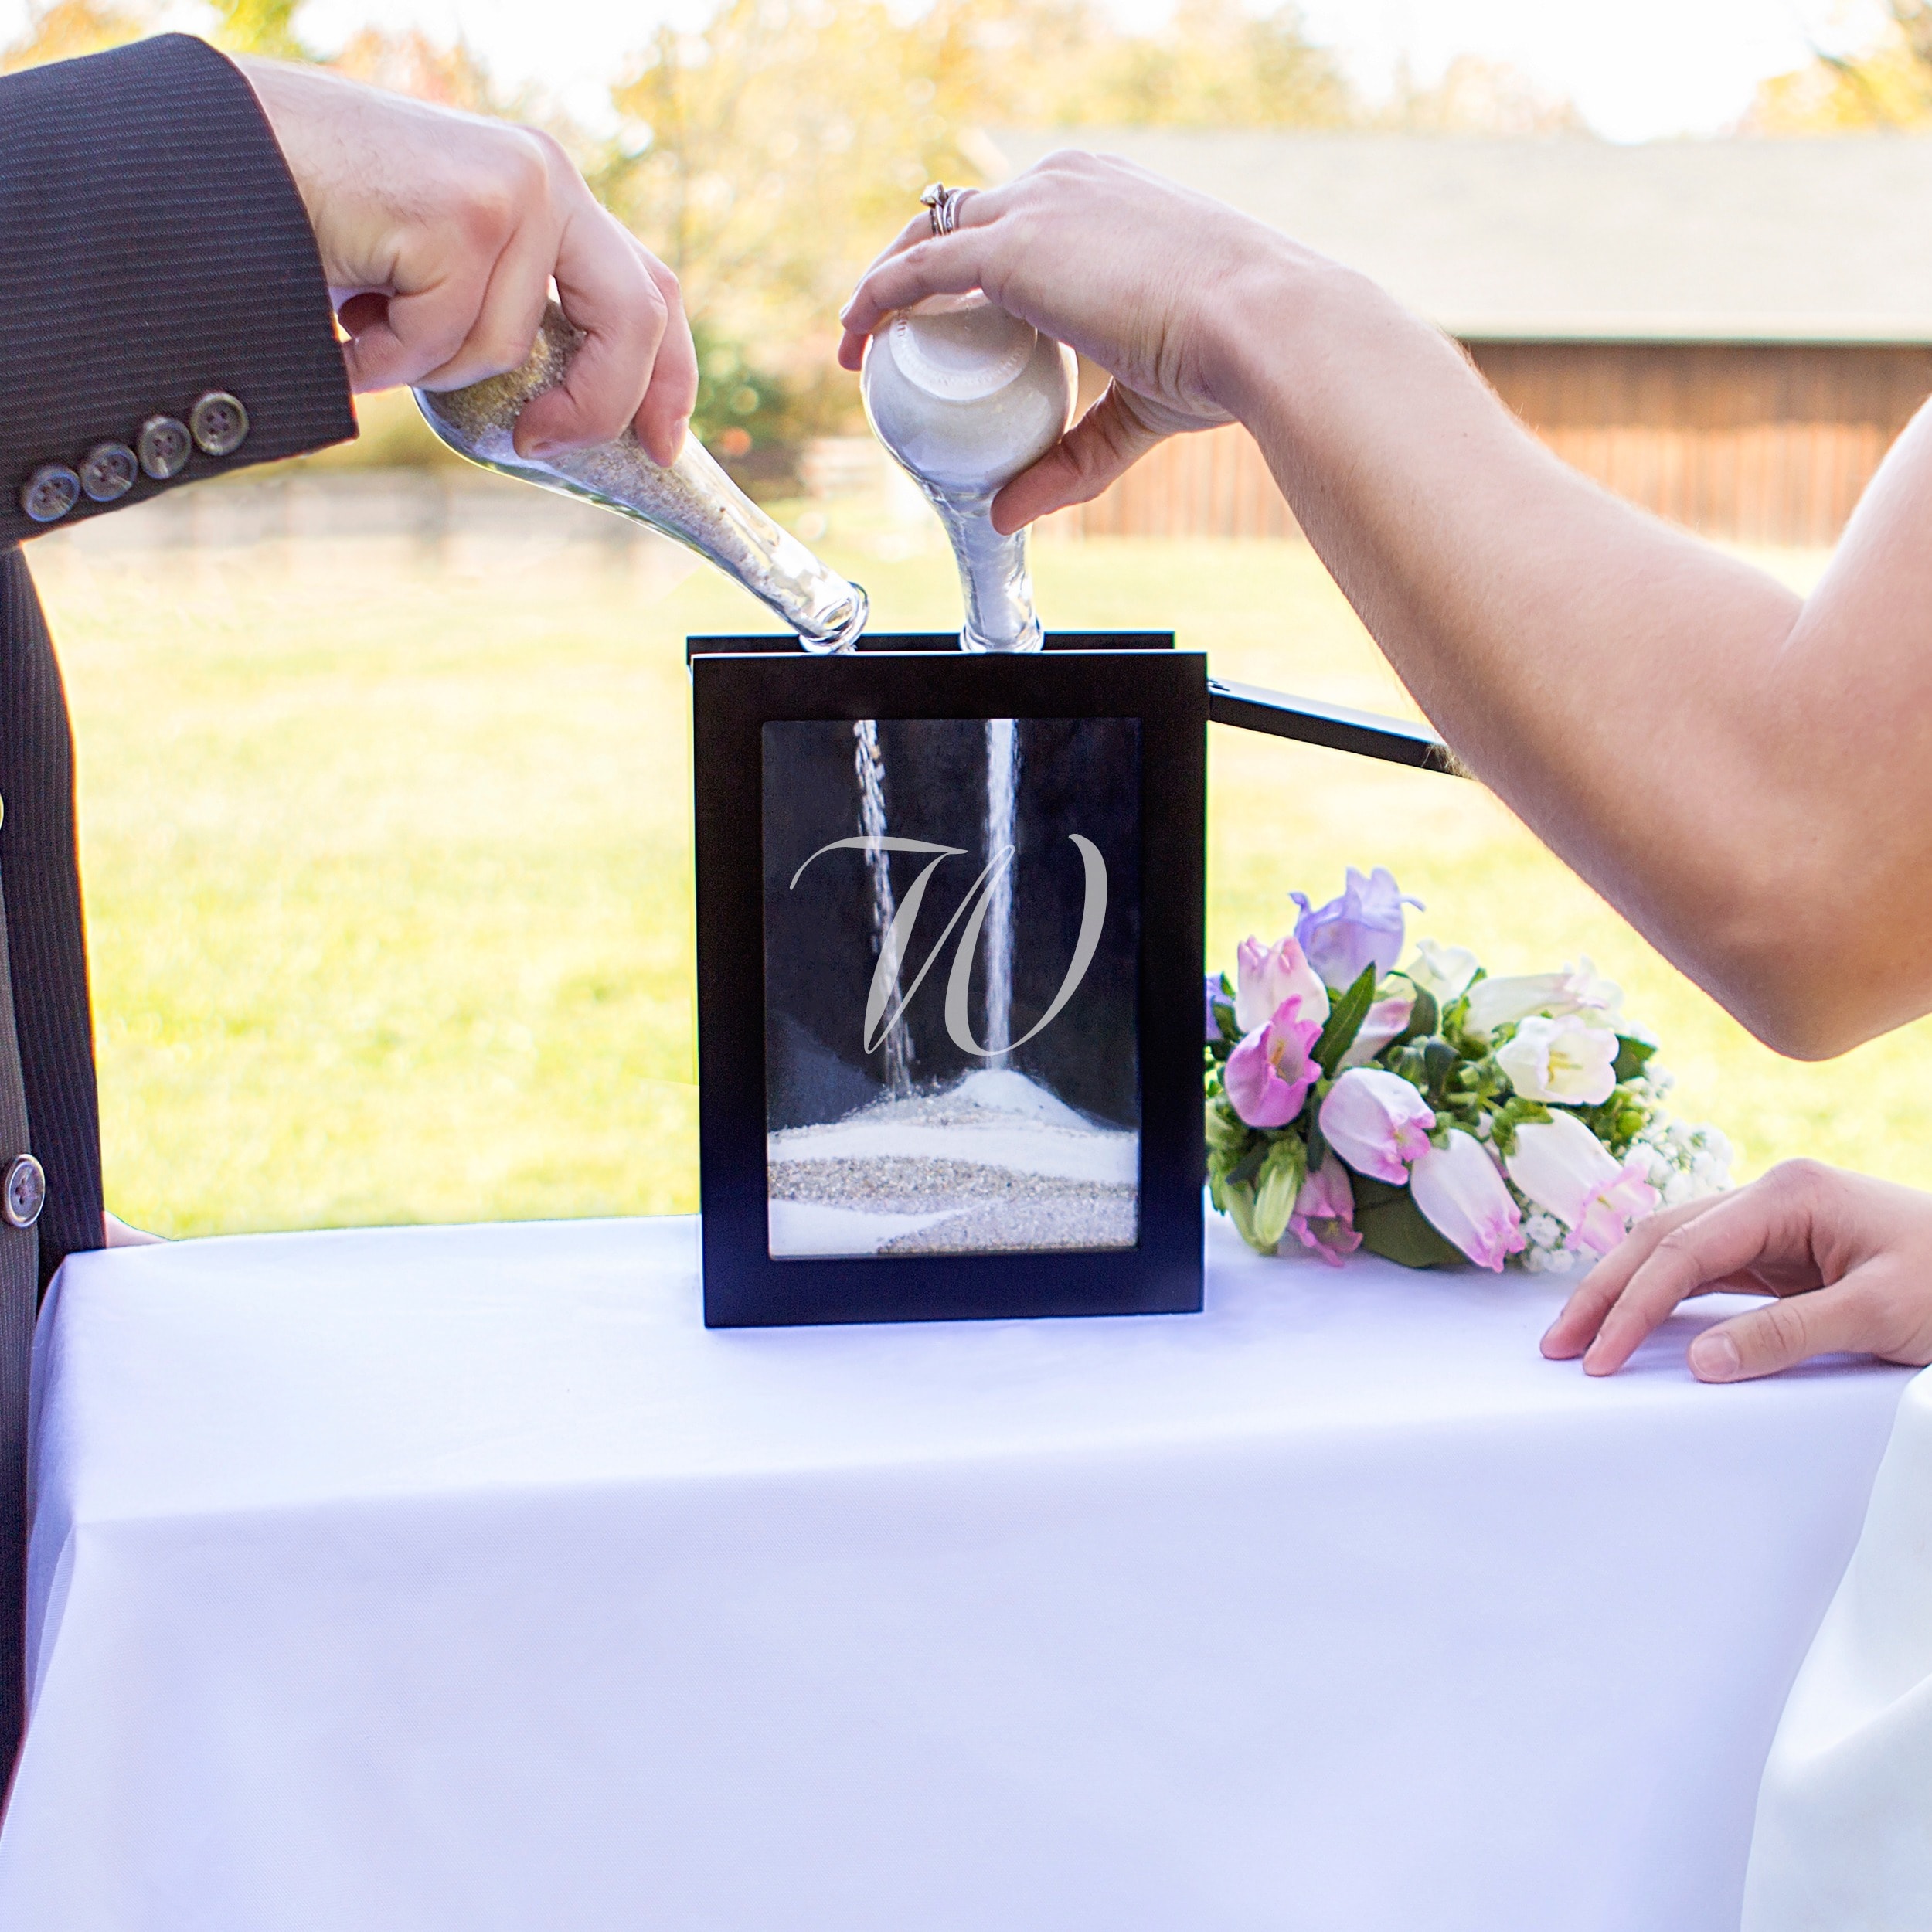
<box><xmin>1204</xmin><ymin>869</ymin><xmax>1732</xmax><ymax>1272</ymax></box>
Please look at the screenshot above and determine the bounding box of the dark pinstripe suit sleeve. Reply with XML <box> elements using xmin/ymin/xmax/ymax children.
<box><xmin>0</xmin><ymin>33</ymin><xmax>355</xmax><ymax>1284</ymax></box>
<box><xmin>0</xmin><ymin>33</ymin><xmax>357</xmax><ymax>547</ymax></box>
<box><xmin>0</xmin><ymin>554</ymin><xmax>97</xmax><ymax>1291</ymax></box>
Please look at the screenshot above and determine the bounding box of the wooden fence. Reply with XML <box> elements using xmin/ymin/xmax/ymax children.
<box><xmin>1051</xmin><ymin>342</ymin><xmax>1932</xmax><ymax>549</ymax></box>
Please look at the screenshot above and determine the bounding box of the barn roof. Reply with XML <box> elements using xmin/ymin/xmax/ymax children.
<box><xmin>978</xmin><ymin>131</ymin><xmax>1932</xmax><ymax>345</ymax></box>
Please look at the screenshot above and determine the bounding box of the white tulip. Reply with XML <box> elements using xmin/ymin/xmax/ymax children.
<box><xmin>1406</xmin><ymin>939</ymin><xmax>1480</xmax><ymax>1005</ymax></box>
<box><xmin>1496</xmin><ymin>1014</ymin><xmax>1621</xmax><ymax>1105</ymax></box>
<box><xmin>1462</xmin><ymin>957</ymin><xmax>1624</xmax><ymax>1044</ymax></box>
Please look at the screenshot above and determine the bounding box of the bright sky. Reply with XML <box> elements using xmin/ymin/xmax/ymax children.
<box><xmin>0</xmin><ymin>0</ymin><xmax>1896</xmax><ymax>140</ymax></box>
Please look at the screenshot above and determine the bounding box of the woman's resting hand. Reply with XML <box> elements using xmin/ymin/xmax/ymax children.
<box><xmin>236</xmin><ymin>56</ymin><xmax>697</xmax><ymax>464</ymax></box>
<box><xmin>1543</xmin><ymin>1161</ymin><xmax>1932</xmax><ymax>1381</ymax></box>
<box><xmin>838</xmin><ymin>151</ymin><xmax>1298</xmax><ymax>532</ymax></box>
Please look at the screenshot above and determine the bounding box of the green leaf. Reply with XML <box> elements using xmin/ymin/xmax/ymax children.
<box><xmin>1204</xmin><ymin>1098</ymin><xmax>1249</xmax><ymax>1157</ymax></box>
<box><xmin>1485</xmin><ymin>1094</ymin><xmax>1552</xmax><ymax>1158</ymax></box>
<box><xmin>1421</xmin><ymin>1036</ymin><xmax>1460</xmax><ymax>1107</ymax></box>
<box><xmin>1313</xmin><ymin>964</ymin><xmax>1379</xmax><ymax>1077</ymax></box>
<box><xmin>1227</xmin><ymin>1139</ymin><xmax>1270</xmax><ymax>1190</ymax></box>
<box><xmin>1353</xmin><ymin>1183</ymin><xmax>1467</xmax><ymax>1269</ymax></box>
<box><xmin>1612</xmin><ymin>1036</ymin><xmax>1657</xmax><ymax>1083</ymax></box>
<box><xmin>1213</xmin><ymin>992</ymin><xmax>1241</xmax><ymax>1046</ymax></box>
<box><xmin>1396</xmin><ymin>983</ymin><xmax>1438</xmax><ymax>1047</ymax></box>
<box><xmin>1392</xmin><ymin>1042</ymin><xmax>1430</xmax><ymax>1090</ymax></box>
<box><xmin>1441</xmin><ymin>981</ymin><xmax>1483</xmax><ymax>1055</ymax></box>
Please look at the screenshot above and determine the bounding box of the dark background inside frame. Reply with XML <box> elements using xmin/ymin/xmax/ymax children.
<box><xmin>761</xmin><ymin>716</ymin><xmax>1143</xmax><ymax>1130</ymax></box>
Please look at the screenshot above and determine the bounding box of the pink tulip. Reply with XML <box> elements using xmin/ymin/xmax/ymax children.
<box><xmin>1318</xmin><ymin>1067</ymin><xmax>1436</xmax><ymax>1184</ymax></box>
<box><xmin>1505</xmin><ymin>1111</ymin><xmax>1659</xmax><ymax>1259</ymax></box>
<box><xmin>1289</xmin><ymin>1151</ymin><xmax>1362</xmax><ymax>1266</ymax></box>
<box><xmin>1235</xmin><ymin>934</ymin><xmax>1330</xmax><ymax>1034</ymax></box>
<box><xmin>1225</xmin><ymin>995</ymin><xmax>1323</xmax><ymax>1128</ymax></box>
<box><xmin>1410</xmin><ymin>1130</ymin><xmax>1526</xmax><ymax>1272</ymax></box>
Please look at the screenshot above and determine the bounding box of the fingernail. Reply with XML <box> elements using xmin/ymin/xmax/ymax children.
<box><xmin>1689</xmin><ymin>1331</ymin><xmax>1741</xmax><ymax>1381</ymax></box>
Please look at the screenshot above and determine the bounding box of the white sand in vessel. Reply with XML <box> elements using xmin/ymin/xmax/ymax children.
<box><xmin>768</xmin><ymin>1067</ymin><xmax>1138</xmax><ymax>1257</ymax></box>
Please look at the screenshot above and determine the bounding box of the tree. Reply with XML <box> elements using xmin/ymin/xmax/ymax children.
<box><xmin>206</xmin><ymin>0</ymin><xmax>307</xmax><ymax>60</ymax></box>
<box><xmin>329</xmin><ymin>26</ymin><xmax>498</xmax><ymax>114</ymax></box>
<box><xmin>597</xmin><ymin>0</ymin><xmax>1368</xmax><ymax>459</ymax></box>
<box><xmin>1058</xmin><ymin>0</ymin><xmax>1355</xmax><ymax>130</ymax></box>
<box><xmin>1383</xmin><ymin>55</ymin><xmax>1586</xmax><ymax>137</ymax></box>
<box><xmin>1747</xmin><ymin>2</ymin><xmax>1932</xmax><ymax>131</ymax></box>
<box><xmin>1</xmin><ymin>0</ymin><xmax>149</xmax><ymax>73</ymax></box>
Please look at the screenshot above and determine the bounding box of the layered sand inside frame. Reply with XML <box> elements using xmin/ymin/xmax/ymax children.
<box><xmin>767</xmin><ymin>1069</ymin><xmax>1138</xmax><ymax>1257</ymax></box>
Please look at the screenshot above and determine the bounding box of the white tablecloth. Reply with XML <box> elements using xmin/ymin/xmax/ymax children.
<box><xmin>0</xmin><ymin>1215</ymin><xmax>1910</xmax><ymax>1932</ymax></box>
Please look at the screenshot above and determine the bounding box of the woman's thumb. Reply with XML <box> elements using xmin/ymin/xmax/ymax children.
<box><xmin>991</xmin><ymin>383</ymin><xmax>1174</xmax><ymax>533</ymax></box>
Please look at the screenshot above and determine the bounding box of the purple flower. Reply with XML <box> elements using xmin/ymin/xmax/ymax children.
<box><xmin>1410</xmin><ymin>1131</ymin><xmax>1526</xmax><ymax>1272</ymax></box>
<box><xmin>1289</xmin><ymin>1151</ymin><xmax>1362</xmax><ymax>1267</ymax></box>
<box><xmin>1291</xmin><ymin>868</ymin><xmax>1423</xmax><ymax>994</ymax></box>
<box><xmin>1206</xmin><ymin>973</ymin><xmax>1226</xmax><ymax>1043</ymax></box>
<box><xmin>1225</xmin><ymin>995</ymin><xmax>1323</xmax><ymax>1128</ymax></box>
<box><xmin>1319</xmin><ymin>1066</ymin><xmax>1435</xmax><ymax>1185</ymax></box>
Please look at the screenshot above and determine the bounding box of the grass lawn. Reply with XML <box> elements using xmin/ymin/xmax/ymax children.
<box><xmin>28</xmin><ymin>506</ymin><xmax>1930</xmax><ymax>1236</ymax></box>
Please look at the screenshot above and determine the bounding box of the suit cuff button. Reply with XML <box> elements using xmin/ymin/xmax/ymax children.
<box><xmin>138</xmin><ymin>417</ymin><xmax>192</xmax><ymax>480</ymax></box>
<box><xmin>80</xmin><ymin>442</ymin><xmax>139</xmax><ymax>503</ymax></box>
<box><xmin>190</xmin><ymin>392</ymin><xmax>249</xmax><ymax>457</ymax></box>
<box><xmin>20</xmin><ymin>465</ymin><xmax>80</xmax><ymax>524</ymax></box>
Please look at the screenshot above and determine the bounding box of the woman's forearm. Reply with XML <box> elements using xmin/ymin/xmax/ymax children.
<box><xmin>1211</xmin><ymin>248</ymin><xmax>1922</xmax><ymax>1056</ymax></box>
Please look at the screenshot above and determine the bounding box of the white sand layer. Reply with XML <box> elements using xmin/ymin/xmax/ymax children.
<box><xmin>767</xmin><ymin>1071</ymin><xmax>1138</xmax><ymax>1258</ymax></box>
<box><xmin>766</xmin><ymin>1202</ymin><xmax>965</xmax><ymax>1257</ymax></box>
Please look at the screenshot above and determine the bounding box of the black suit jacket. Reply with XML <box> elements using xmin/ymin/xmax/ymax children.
<box><xmin>0</xmin><ymin>33</ymin><xmax>356</xmax><ymax>1285</ymax></box>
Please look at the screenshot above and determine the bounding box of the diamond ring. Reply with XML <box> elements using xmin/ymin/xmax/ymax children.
<box><xmin>920</xmin><ymin>182</ymin><xmax>972</xmax><ymax>237</ymax></box>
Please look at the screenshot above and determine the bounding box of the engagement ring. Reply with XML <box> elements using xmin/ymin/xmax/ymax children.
<box><xmin>920</xmin><ymin>182</ymin><xmax>971</xmax><ymax>236</ymax></box>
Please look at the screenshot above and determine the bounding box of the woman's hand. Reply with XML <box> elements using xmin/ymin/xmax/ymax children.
<box><xmin>1542</xmin><ymin>1160</ymin><xmax>1932</xmax><ymax>1381</ymax></box>
<box><xmin>837</xmin><ymin>150</ymin><xmax>1307</xmax><ymax>532</ymax></box>
<box><xmin>236</xmin><ymin>57</ymin><xmax>697</xmax><ymax>464</ymax></box>
<box><xmin>102</xmin><ymin>1212</ymin><xmax>165</xmax><ymax>1248</ymax></box>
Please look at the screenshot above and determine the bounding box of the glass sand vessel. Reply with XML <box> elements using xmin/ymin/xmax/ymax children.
<box><xmin>859</xmin><ymin>292</ymin><xmax>1078</xmax><ymax>1081</ymax></box>
<box><xmin>859</xmin><ymin>293</ymin><xmax>1077</xmax><ymax>653</ymax></box>
<box><xmin>414</xmin><ymin>302</ymin><xmax>868</xmax><ymax>652</ymax></box>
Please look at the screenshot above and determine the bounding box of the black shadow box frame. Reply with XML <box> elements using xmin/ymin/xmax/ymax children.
<box><xmin>690</xmin><ymin>632</ymin><xmax>1206</xmax><ymax>1328</ymax></box>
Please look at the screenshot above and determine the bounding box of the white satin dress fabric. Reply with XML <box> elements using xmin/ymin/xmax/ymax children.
<box><xmin>1747</xmin><ymin>1366</ymin><xmax>1932</xmax><ymax>1930</ymax></box>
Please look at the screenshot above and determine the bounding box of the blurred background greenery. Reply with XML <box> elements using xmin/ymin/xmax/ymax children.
<box><xmin>16</xmin><ymin>0</ymin><xmax>1930</xmax><ymax>493</ymax></box>
<box><xmin>33</xmin><ymin>525</ymin><xmax>1932</xmax><ymax>1237</ymax></box>
<box><xmin>12</xmin><ymin>0</ymin><xmax>1932</xmax><ymax>1233</ymax></box>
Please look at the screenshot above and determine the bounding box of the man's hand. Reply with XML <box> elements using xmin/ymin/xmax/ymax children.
<box><xmin>838</xmin><ymin>151</ymin><xmax>1289</xmax><ymax>532</ymax></box>
<box><xmin>236</xmin><ymin>58</ymin><xmax>697</xmax><ymax>465</ymax></box>
<box><xmin>1541</xmin><ymin>1160</ymin><xmax>1932</xmax><ymax>1381</ymax></box>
